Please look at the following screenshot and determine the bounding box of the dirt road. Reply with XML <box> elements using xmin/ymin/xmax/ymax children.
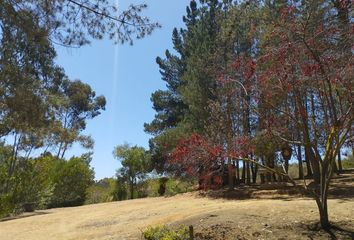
<box><xmin>0</xmin><ymin>193</ymin><xmax>353</xmax><ymax>240</ymax></box>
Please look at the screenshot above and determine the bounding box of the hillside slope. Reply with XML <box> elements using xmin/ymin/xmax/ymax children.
<box><xmin>0</xmin><ymin>192</ymin><xmax>353</xmax><ymax>240</ymax></box>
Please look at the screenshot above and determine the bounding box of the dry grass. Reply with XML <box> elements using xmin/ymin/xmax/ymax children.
<box><xmin>0</xmin><ymin>172</ymin><xmax>353</xmax><ymax>240</ymax></box>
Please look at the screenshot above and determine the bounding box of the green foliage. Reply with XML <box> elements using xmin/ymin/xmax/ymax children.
<box><xmin>0</xmin><ymin>154</ymin><xmax>56</xmax><ymax>215</ymax></box>
<box><xmin>0</xmin><ymin>148</ymin><xmax>8</xmax><ymax>194</ymax></box>
<box><xmin>141</xmin><ymin>177</ymin><xmax>195</xmax><ymax>198</ymax></box>
<box><xmin>342</xmin><ymin>155</ymin><xmax>354</xmax><ymax>169</ymax></box>
<box><xmin>143</xmin><ymin>225</ymin><xmax>189</xmax><ymax>240</ymax></box>
<box><xmin>11</xmin><ymin>156</ymin><xmax>55</xmax><ymax>209</ymax></box>
<box><xmin>0</xmin><ymin>1</ymin><xmax>105</xmax><ymax>215</ymax></box>
<box><xmin>0</xmin><ymin>0</ymin><xmax>158</xmax><ymax>219</ymax></box>
<box><xmin>0</xmin><ymin>149</ymin><xmax>95</xmax><ymax>215</ymax></box>
<box><xmin>165</xmin><ymin>178</ymin><xmax>195</xmax><ymax>196</ymax></box>
<box><xmin>49</xmin><ymin>157</ymin><xmax>94</xmax><ymax>207</ymax></box>
<box><xmin>112</xmin><ymin>177</ymin><xmax>128</xmax><ymax>201</ymax></box>
<box><xmin>51</xmin><ymin>79</ymin><xmax>106</xmax><ymax>159</ymax></box>
<box><xmin>0</xmin><ymin>194</ymin><xmax>14</xmax><ymax>218</ymax></box>
<box><xmin>145</xmin><ymin>1</ymin><xmax>238</xmax><ymax>173</ymax></box>
<box><xmin>0</xmin><ymin>0</ymin><xmax>159</xmax><ymax>47</ymax></box>
<box><xmin>85</xmin><ymin>178</ymin><xmax>116</xmax><ymax>204</ymax></box>
<box><xmin>113</xmin><ymin>144</ymin><xmax>151</xmax><ymax>199</ymax></box>
<box><xmin>286</xmin><ymin>164</ymin><xmax>309</xmax><ymax>179</ymax></box>
<box><xmin>114</xmin><ymin>144</ymin><xmax>151</xmax><ymax>177</ymax></box>
<box><xmin>148</xmin><ymin>123</ymin><xmax>192</xmax><ymax>174</ymax></box>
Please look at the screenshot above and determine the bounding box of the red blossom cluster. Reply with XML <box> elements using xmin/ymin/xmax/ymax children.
<box><xmin>169</xmin><ymin>133</ymin><xmax>223</xmax><ymax>187</ymax></box>
<box><xmin>232</xmin><ymin>136</ymin><xmax>255</xmax><ymax>158</ymax></box>
<box><xmin>301</xmin><ymin>63</ymin><xmax>321</xmax><ymax>77</ymax></box>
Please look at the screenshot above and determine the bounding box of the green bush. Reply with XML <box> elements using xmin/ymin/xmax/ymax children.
<box><xmin>11</xmin><ymin>156</ymin><xmax>55</xmax><ymax>210</ymax></box>
<box><xmin>0</xmin><ymin>155</ymin><xmax>56</xmax><ymax>214</ymax></box>
<box><xmin>342</xmin><ymin>155</ymin><xmax>354</xmax><ymax>169</ymax></box>
<box><xmin>143</xmin><ymin>225</ymin><xmax>189</xmax><ymax>240</ymax></box>
<box><xmin>141</xmin><ymin>177</ymin><xmax>195</xmax><ymax>198</ymax></box>
<box><xmin>0</xmin><ymin>151</ymin><xmax>95</xmax><ymax>215</ymax></box>
<box><xmin>49</xmin><ymin>157</ymin><xmax>94</xmax><ymax>207</ymax></box>
<box><xmin>112</xmin><ymin>177</ymin><xmax>128</xmax><ymax>201</ymax></box>
<box><xmin>0</xmin><ymin>194</ymin><xmax>14</xmax><ymax>218</ymax></box>
<box><xmin>144</xmin><ymin>178</ymin><xmax>160</xmax><ymax>197</ymax></box>
<box><xmin>85</xmin><ymin>178</ymin><xmax>115</xmax><ymax>204</ymax></box>
<box><xmin>165</xmin><ymin>178</ymin><xmax>195</xmax><ymax>196</ymax></box>
<box><xmin>137</xmin><ymin>181</ymin><xmax>149</xmax><ymax>198</ymax></box>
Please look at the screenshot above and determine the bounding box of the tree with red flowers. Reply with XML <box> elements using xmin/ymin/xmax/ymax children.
<box><xmin>169</xmin><ymin>134</ymin><xmax>223</xmax><ymax>189</ymax></box>
<box><xmin>253</xmin><ymin>1</ymin><xmax>353</xmax><ymax>229</ymax></box>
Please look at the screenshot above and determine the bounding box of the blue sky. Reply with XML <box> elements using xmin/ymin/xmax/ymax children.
<box><xmin>55</xmin><ymin>1</ymin><xmax>191</xmax><ymax>180</ymax></box>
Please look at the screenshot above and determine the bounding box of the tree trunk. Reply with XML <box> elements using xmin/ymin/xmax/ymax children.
<box><xmin>308</xmin><ymin>149</ymin><xmax>321</xmax><ymax>184</ymax></box>
<box><xmin>284</xmin><ymin>159</ymin><xmax>289</xmax><ymax>174</ymax></box>
<box><xmin>315</xmin><ymin>196</ymin><xmax>330</xmax><ymax>230</ymax></box>
<box><xmin>56</xmin><ymin>142</ymin><xmax>63</xmax><ymax>159</ymax></box>
<box><xmin>297</xmin><ymin>145</ymin><xmax>304</xmax><ymax>179</ymax></box>
<box><xmin>337</xmin><ymin>150</ymin><xmax>343</xmax><ymax>172</ymax></box>
<box><xmin>60</xmin><ymin>143</ymin><xmax>68</xmax><ymax>159</ymax></box>
<box><xmin>241</xmin><ymin>160</ymin><xmax>246</xmax><ymax>184</ymax></box>
<box><xmin>246</xmin><ymin>161</ymin><xmax>251</xmax><ymax>185</ymax></box>
<box><xmin>130</xmin><ymin>180</ymin><xmax>134</xmax><ymax>199</ymax></box>
<box><xmin>251</xmin><ymin>162</ymin><xmax>258</xmax><ymax>183</ymax></box>
<box><xmin>235</xmin><ymin>160</ymin><xmax>240</xmax><ymax>185</ymax></box>
<box><xmin>228</xmin><ymin>159</ymin><xmax>235</xmax><ymax>190</ymax></box>
<box><xmin>332</xmin><ymin>158</ymin><xmax>339</xmax><ymax>175</ymax></box>
<box><xmin>304</xmin><ymin>148</ymin><xmax>313</xmax><ymax>177</ymax></box>
<box><xmin>314</xmin><ymin>175</ymin><xmax>331</xmax><ymax>230</ymax></box>
<box><xmin>313</xmin><ymin>150</ymin><xmax>335</xmax><ymax>230</ymax></box>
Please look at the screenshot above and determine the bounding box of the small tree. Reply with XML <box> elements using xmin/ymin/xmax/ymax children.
<box><xmin>113</xmin><ymin>144</ymin><xmax>151</xmax><ymax>199</ymax></box>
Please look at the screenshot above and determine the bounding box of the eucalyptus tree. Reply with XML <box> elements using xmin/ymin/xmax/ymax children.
<box><xmin>48</xmin><ymin>79</ymin><xmax>106</xmax><ymax>159</ymax></box>
<box><xmin>0</xmin><ymin>9</ymin><xmax>62</xmax><ymax>189</ymax></box>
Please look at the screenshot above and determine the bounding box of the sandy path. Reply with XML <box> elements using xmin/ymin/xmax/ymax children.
<box><xmin>0</xmin><ymin>193</ymin><xmax>353</xmax><ymax>240</ymax></box>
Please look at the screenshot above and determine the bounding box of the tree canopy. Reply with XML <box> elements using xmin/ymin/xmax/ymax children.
<box><xmin>113</xmin><ymin>144</ymin><xmax>151</xmax><ymax>199</ymax></box>
<box><xmin>0</xmin><ymin>0</ymin><xmax>160</xmax><ymax>46</ymax></box>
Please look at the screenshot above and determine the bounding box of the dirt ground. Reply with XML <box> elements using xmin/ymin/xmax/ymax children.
<box><xmin>0</xmin><ymin>173</ymin><xmax>353</xmax><ymax>240</ymax></box>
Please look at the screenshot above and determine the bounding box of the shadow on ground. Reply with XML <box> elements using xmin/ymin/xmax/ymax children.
<box><xmin>0</xmin><ymin>211</ymin><xmax>51</xmax><ymax>222</ymax></box>
<box><xmin>200</xmin><ymin>170</ymin><xmax>354</xmax><ymax>202</ymax></box>
<box><xmin>302</xmin><ymin>221</ymin><xmax>354</xmax><ymax>240</ymax></box>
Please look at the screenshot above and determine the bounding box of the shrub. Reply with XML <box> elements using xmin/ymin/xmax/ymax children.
<box><xmin>143</xmin><ymin>225</ymin><xmax>189</xmax><ymax>240</ymax></box>
<box><xmin>11</xmin><ymin>157</ymin><xmax>55</xmax><ymax>210</ymax></box>
<box><xmin>49</xmin><ymin>157</ymin><xmax>94</xmax><ymax>207</ymax></box>
<box><xmin>0</xmin><ymin>194</ymin><xmax>14</xmax><ymax>218</ymax></box>
<box><xmin>85</xmin><ymin>178</ymin><xmax>115</xmax><ymax>204</ymax></box>
<box><xmin>143</xmin><ymin>178</ymin><xmax>160</xmax><ymax>197</ymax></box>
<box><xmin>342</xmin><ymin>155</ymin><xmax>354</xmax><ymax>169</ymax></box>
<box><xmin>112</xmin><ymin>177</ymin><xmax>128</xmax><ymax>201</ymax></box>
<box><xmin>137</xmin><ymin>181</ymin><xmax>149</xmax><ymax>198</ymax></box>
<box><xmin>165</xmin><ymin>178</ymin><xmax>195</xmax><ymax>196</ymax></box>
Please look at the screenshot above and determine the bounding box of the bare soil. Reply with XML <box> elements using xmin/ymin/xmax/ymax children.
<box><xmin>0</xmin><ymin>172</ymin><xmax>353</xmax><ymax>240</ymax></box>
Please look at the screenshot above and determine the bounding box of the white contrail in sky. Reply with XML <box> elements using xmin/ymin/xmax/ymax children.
<box><xmin>111</xmin><ymin>0</ymin><xmax>120</xmax><ymax>132</ymax></box>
